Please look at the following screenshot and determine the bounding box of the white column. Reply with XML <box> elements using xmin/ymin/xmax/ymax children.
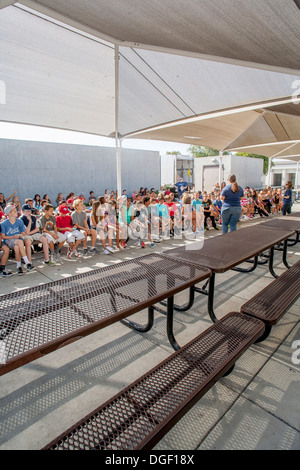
<box><xmin>115</xmin><ymin>45</ymin><xmax>122</xmax><ymax>198</ymax></box>
<box><xmin>267</xmin><ymin>157</ymin><xmax>273</xmax><ymax>186</ymax></box>
<box><xmin>219</xmin><ymin>151</ymin><xmax>223</xmax><ymax>186</ymax></box>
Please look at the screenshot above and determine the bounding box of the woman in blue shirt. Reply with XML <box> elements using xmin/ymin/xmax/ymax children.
<box><xmin>220</xmin><ymin>175</ymin><xmax>244</xmax><ymax>234</ymax></box>
<box><xmin>282</xmin><ymin>181</ymin><xmax>293</xmax><ymax>216</ymax></box>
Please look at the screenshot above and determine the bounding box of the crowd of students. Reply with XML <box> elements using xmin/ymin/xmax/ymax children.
<box><xmin>0</xmin><ymin>181</ymin><xmax>294</xmax><ymax>277</ymax></box>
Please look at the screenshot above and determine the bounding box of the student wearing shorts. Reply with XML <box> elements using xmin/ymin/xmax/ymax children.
<box><xmin>20</xmin><ymin>204</ymin><xmax>54</xmax><ymax>266</ymax></box>
<box><xmin>38</xmin><ymin>204</ymin><xmax>66</xmax><ymax>262</ymax></box>
<box><xmin>0</xmin><ymin>228</ymin><xmax>13</xmax><ymax>277</ymax></box>
<box><xmin>71</xmin><ymin>198</ymin><xmax>98</xmax><ymax>255</ymax></box>
<box><xmin>1</xmin><ymin>204</ymin><xmax>35</xmax><ymax>275</ymax></box>
<box><xmin>55</xmin><ymin>204</ymin><xmax>85</xmax><ymax>259</ymax></box>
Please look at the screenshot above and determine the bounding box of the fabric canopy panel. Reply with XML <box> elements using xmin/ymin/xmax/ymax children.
<box><xmin>230</xmin><ymin>142</ymin><xmax>300</xmax><ymax>159</ymax></box>
<box><xmin>1</xmin><ymin>2</ymin><xmax>300</xmax><ymax>153</ymax></box>
<box><xmin>0</xmin><ymin>5</ymin><xmax>116</xmax><ymax>136</ymax></box>
<box><xmin>20</xmin><ymin>0</ymin><xmax>300</xmax><ymax>73</ymax></box>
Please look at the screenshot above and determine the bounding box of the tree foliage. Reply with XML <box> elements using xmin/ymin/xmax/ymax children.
<box><xmin>188</xmin><ymin>146</ymin><xmax>231</xmax><ymax>158</ymax></box>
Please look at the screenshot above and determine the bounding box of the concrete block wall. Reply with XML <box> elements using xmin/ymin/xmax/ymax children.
<box><xmin>0</xmin><ymin>139</ymin><xmax>160</xmax><ymax>204</ymax></box>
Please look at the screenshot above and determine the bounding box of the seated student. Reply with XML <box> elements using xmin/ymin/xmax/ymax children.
<box><xmin>91</xmin><ymin>198</ymin><xmax>115</xmax><ymax>254</ymax></box>
<box><xmin>212</xmin><ymin>193</ymin><xmax>223</xmax><ymax>222</ymax></box>
<box><xmin>71</xmin><ymin>198</ymin><xmax>98</xmax><ymax>255</ymax></box>
<box><xmin>131</xmin><ymin>198</ymin><xmax>154</xmax><ymax>248</ymax></box>
<box><xmin>271</xmin><ymin>189</ymin><xmax>280</xmax><ymax>214</ymax></box>
<box><xmin>33</xmin><ymin>194</ymin><xmax>42</xmax><ymax>212</ymax></box>
<box><xmin>251</xmin><ymin>190</ymin><xmax>269</xmax><ymax>218</ymax></box>
<box><xmin>0</xmin><ymin>190</ymin><xmax>17</xmax><ymax>211</ymax></box>
<box><xmin>164</xmin><ymin>194</ymin><xmax>181</xmax><ymax>237</ymax></box>
<box><xmin>156</xmin><ymin>194</ymin><xmax>170</xmax><ymax>239</ymax></box>
<box><xmin>201</xmin><ymin>193</ymin><xmax>219</xmax><ymax>231</ymax></box>
<box><xmin>149</xmin><ymin>197</ymin><xmax>161</xmax><ymax>241</ymax></box>
<box><xmin>192</xmin><ymin>191</ymin><xmax>204</xmax><ymax>232</ymax></box>
<box><xmin>20</xmin><ymin>204</ymin><xmax>54</xmax><ymax>266</ymax></box>
<box><xmin>0</xmin><ymin>229</ymin><xmax>13</xmax><ymax>277</ymax></box>
<box><xmin>12</xmin><ymin>195</ymin><xmax>22</xmax><ymax>216</ymax></box>
<box><xmin>105</xmin><ymin>199</ymin><xmax>122</xmax><ymax>250</ymax></box>
<box><xmin>55</xmin><ymin>204</ymin><xmax>85</xmax><ymax>259</ymax></box>
<box><xmin>88</xmin><ymin>191</ymin><xmax>95</xmax><ymax>203</ymax></box>
<box><xmin>118</xmin><ymin>197</ymin><xmax>134</xmax><ymax>248</ymax></box>
<box><xmin>24</xmin><ymin>197</ymin><xmax>39</xmax><ymax>216</ymax></box>
<box><xmin>37</xmin><ymin>204</ymin><xmax>66</xmax><ymax>262</ymax></box>
<box><xmin>55</xmin><ymin>193</ymin><xmax>64</xmax><ymax>208</ymax></box>
<box><xmin>66</xmin><ymin>198</ymin><xmax>75</xmax><ymax>213</ymax></box>
<box><xmin>1</xmin><ymin>204</ymin><xmax>35</xmax><ymax>275</ymax></box>
<box><xmin>181</xmin><ymin>194</ymin><xmax>194</xmax><ymax>235</ymax></box>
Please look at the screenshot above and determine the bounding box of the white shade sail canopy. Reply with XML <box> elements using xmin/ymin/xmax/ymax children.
<box><xmin>1</xmin><ymin>1</ymin><xmax>300</xmax><ymax>161</ymax></box>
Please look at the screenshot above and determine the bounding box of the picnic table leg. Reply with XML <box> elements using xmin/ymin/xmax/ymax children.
<box><xmin>159</xmin><ymin>287</ymin><xmax>195</xmax><ymax>312</ymax></box>
<box><xmin>282</xmin><ymin>239</ymin><xmax>292</xmax><ymax>269</ymax></box>
<box><xmin>166</xmin><ymin>296</ymin><xmax>180</xmax><ymax>351</ymax></box>
<box><xmin>121</xmin><ymin>306</ymin><xmax>155</xmax><ymax>332</ymax></box>
<box><xmin>268</xmin><ymin>246</ymin><xmax>278</xmax><ymax>278</ymax></box>
<box><xmin>193</xmin><ymin>273</ymin><xmax>217</xmax><ymax>323</ymax></box>
<box><xmin>231</xmin><ymin>255</ymin><xmax>258</xmax><ymax>272</ymax></box>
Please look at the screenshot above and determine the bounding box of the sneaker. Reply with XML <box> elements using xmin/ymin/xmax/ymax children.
<box><xmin>67</xmin><ymin>248</ymin><xmax>73</xmax><ymax>259</ymax></box>
<box><xmin>17</xmin><ymin>266</ymin><xmax>24</xmax><ymax>276</ymax></box>
<box><xmin>0</xmin><ymin>269</ymin><xmax>13</xmax><ymax>277</ymax></box>
<box><xmin>89</xmin><ymin>247</ymin><xmax>98</xmax><ymax>254</ymax></box>
<box><xmin>213</xmin><ymin>227</ymin><xmax>219</xmax><ymax>231</ymax></box>
<box><xmin>73</xmin><ymin>250</ymin><xmax>80</xmax><ymax>258</ymax></box>
<box><xmin>83</xmin><ymin>248</ymin><xmax>88</xmax><ymax>255</ymax></box>
<box><xmin>103</xmin><ymin>249</ymin><xmax>110</xmax><ymax>255</ymax></box>
<box><xmin>205</xmin><ymin>227</ymin><xmax>209</xmax><ymax>231</ymax></box>
<box><xmin>43</xmin><ymin>259</ymin><xmax>56</xmax><ymax>266</ymax></box>
<box><xmin>26</xmin><ymin>263</ymin><xmax>35</xmax><ymax>272</ymax></box>
<box><xmin>150</xmin><ymin>242</ymin><xmax>155</xmax><ymax>247</ymax></box>
<box><xmin>121</xmin><ymin>241</ymin><xmax>126</xmax><ymax>248</ymax></box>
<box><xmin>140</xmin><ymin>242</ymin><xmax>145</xmax><ymax>248</ymax></box>
<box><xmin>106</xmin><ymin>246</ymin><xmax>115</xmax><ymax>253</ymax></box>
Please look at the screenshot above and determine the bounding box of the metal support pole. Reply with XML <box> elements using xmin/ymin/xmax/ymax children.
<box><xmin>115</xmin><ymin>45</ymin><xmax>122</xmax><ymax>198</ymax></box>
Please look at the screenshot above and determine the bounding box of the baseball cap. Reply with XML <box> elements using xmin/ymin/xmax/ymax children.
<box><xmin>22</xmin><ymin>204</ymin><xmax>32</xmax><ymax>211</ymax></box>
<box><xmin>67</xmin><ymin>199</ymin><xmax>74</xmax><ymax>204</ymax></box>
<box><xmin>58</xmin><ymin>204</ymin><xmax>70</xmax><ymax>214</ymax></box>
<box><xmin>4</xmin><ymin>204</ymin><xmax>16</xmax><ymax>215</ymax></box>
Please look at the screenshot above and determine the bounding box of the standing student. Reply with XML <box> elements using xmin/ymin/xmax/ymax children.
<box><xmin>282</xmin><ymin>181</ymin><xmax>293</xmax><ymax>215</ymax></box>
<box><xmin>220</xmin><ymin>175</ymin><xmax>244</xmax><ymax>234</ymax></box>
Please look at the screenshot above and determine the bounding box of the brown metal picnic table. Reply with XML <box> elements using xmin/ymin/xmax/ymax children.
<box><xmin>164</xmin><ymin>224</ymin><xmax>296</xmax><ymax>323</ymax></box>
<box><xmin>0</xmin><ymin>253</ymin><xmax>211</xmax><ymax>375</ymax></box>
<box><xmin>260</xmin><ymin>215</ymin><xmax>300</xmax><ymax>245</ymax></box>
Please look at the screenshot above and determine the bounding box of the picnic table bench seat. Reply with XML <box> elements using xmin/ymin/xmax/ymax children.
<box><xmin>43</xmin><ymin>312</ymin><xmax>264</xmax><ymax>451</ymax></box>
<box><xmin>241</xmin><ymin>259</ymin><xmax>300</xmax><ymax>341</ymax></box>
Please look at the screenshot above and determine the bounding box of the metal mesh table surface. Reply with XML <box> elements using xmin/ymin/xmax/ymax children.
<box><xmin>164</xmin><ymin>225</ymin><xmax>294</xmax><ymax>272</ymax></box>
<box><xmin>260</xmin><ymin>218</ymin><xmax>300</xmax><ymax>232</ymax></box>
<box><xmin>43</xmin><ymin>312</ymin><xmax>264</xmax><ymax>451</ymax></box>
<box><xmin>241</xmin><ymin>259</ymin><xmax>300</xmax><ymax>325</ymax></box>
<box><xmin>0</xmin><ymin>253</ymin><xmax>211</xmax><ymax>375</ymax></box>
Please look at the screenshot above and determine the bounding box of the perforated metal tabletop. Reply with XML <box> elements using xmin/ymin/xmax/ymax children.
<box><xmin>0</xmin><ymin>253</ymin><xmax>211</xmax><ymax>375</ymax></box>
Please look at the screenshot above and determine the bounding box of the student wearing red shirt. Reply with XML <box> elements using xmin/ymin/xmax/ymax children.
<box><xmin>56</xmin><ymin>204</ymin><xmax>85</xmax><ymax>259</ymax></box>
